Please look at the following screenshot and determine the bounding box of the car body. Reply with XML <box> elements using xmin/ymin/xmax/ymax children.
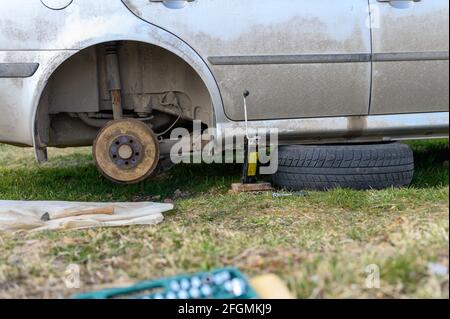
<box><xmin>0</xmin><ymin>0</ymin><xmax>448</xmax><ymax>163</ymax></box>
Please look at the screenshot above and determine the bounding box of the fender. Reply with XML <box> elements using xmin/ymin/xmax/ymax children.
<box><xmin>32</xmin><ymin>5</ymin><xmax>225</xmax><ymax>160</ymax></box>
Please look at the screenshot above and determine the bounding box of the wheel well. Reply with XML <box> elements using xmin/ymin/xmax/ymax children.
<box><xmin>36</xmin><ymin>40</ymin><xmax>213</xmax><ymax>148</ymax></box>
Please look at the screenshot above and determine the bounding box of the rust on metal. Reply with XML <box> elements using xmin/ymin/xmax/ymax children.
<box><xmin>93</xmin><ymin>119</ymin><xmax>160</xmax><ymax>184</ymax></box>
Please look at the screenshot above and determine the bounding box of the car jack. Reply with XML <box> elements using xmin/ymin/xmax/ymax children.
<box><xmin>230</xmin><ymin>90</ymin><xmax>272</xmax><ymax>193</ymax></box>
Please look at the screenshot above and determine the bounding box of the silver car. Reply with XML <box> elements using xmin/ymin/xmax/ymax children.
<box><xmin>0</xmin><ymin>0</ymin><xmax>448</xmax><ymax>187</ymax></box>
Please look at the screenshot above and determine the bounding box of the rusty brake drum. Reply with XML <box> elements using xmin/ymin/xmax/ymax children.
<box><xmin>93</xmin><ymin>119</ymin><xmax>160</xmax><ymax>184</ymax></box>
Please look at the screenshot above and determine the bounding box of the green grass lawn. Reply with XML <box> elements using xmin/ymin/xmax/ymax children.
<box><xmin>0</xmin><ymin>140</ymin><xmax>448</xmax><ymax>298</ymax></box>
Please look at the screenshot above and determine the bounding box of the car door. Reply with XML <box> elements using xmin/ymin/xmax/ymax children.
<box><xmin>369</xmin><ymin>0</ymin><xmax>449</xmax><ymax>114</ymax></box>
<box><xmin>123</xmin><ymin>0</ymin><xmax>372</xmax><ymax>121</ymax></box>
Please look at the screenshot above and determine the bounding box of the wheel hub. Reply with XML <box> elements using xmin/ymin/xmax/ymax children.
<box><xmin>118</xmin><ymin>144</ymin><xmax>133</xmax><ymax>160</ymax></box>
<box><xmin>109</xmin><ymin>135</ymin><xmax>143</xmax><ymax>169</ymax></box>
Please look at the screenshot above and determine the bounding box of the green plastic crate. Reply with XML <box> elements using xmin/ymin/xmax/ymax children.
<box><xmin>73</xmin><ymin>268</ymin><xmax>258</xmax><ymax>299</ymax></box>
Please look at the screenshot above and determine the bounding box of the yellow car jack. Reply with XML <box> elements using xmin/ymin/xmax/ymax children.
<box><xmin>230</xmin><ymin>90</ymin><xmax>272</xmax><ymax>193</ymax></box>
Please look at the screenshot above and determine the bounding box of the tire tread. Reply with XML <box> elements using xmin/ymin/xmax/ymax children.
<box><xmin>272</xmin><ymin>143</ymin><xmax>414</xmax><ymax>190</ymax></box>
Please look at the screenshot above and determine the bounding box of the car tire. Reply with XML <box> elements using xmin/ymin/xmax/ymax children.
<box><xmin>272</xmin><ymin>143</ymin><xmax>414</xmax><ymax>191</ymax></box>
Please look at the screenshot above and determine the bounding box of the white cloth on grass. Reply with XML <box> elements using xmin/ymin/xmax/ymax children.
<box><xmin>0</xmin><ymin>201</ymin><xmax>173</xmax><ymax>232</ymax></box>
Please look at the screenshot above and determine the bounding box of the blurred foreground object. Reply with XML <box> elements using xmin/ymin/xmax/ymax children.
<box><xmin>74</xmin><ymin>268</ymin><xmax>293</xmax><ymax>299</ymax></box>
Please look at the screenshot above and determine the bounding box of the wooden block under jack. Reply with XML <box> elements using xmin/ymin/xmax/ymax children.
<box><xmin>230</xmin><ymin>182</ymin><xmax>273</xmax><ymax>193</ymax></box>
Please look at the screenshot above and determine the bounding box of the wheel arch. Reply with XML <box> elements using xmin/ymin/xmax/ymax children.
<box><xmin>32</xmin><ymin>24</ymin><xmax>224</xmax><ymax>160</ymax></box>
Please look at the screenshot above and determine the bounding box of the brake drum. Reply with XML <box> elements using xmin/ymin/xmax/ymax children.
<box><xmin>93</xmin><ymin>119</ymin><xmax>160</xmax><ymax>184</ymax></box>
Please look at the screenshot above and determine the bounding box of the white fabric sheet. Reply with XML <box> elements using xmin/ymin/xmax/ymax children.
<box><xmin>0</xmin><ymin>201</ymin><xmax>173</xmax><ymax>232</ymax></box>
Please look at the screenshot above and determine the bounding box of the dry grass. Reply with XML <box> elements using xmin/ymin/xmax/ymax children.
<box><xmin>0</xmin><ymin>140</ymin><xmax>448</xmax><ymax>299</ymax></box>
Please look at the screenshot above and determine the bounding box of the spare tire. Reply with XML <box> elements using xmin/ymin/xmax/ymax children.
<box><xmin>272</xmin><ymin>143</ymin><xmax>414</xmax><ymax>191</ymax></box>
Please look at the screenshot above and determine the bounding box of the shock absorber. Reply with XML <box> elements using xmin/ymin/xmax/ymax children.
<box><xmin>104</xmin><ymin>42</ymin><xmax>123</xmax><ymax>120</ymax></box>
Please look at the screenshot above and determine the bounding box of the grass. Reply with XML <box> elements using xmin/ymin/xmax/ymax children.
<box><xmin>0</xmin><ymin>140</ymin><xmax>448</xmax><ymax>299</ymax></box>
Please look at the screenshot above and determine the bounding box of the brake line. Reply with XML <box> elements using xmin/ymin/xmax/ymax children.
<box><xmin>155</xmin><ymin>103</ymin><xmax>184</xmax><ymax>137</ymax></box>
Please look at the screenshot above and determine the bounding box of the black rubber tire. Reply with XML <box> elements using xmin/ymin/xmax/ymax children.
<box><xmin>272</xmin><ymin>143</ymin><xmax>414</xmax><ymax>191</ymax></box>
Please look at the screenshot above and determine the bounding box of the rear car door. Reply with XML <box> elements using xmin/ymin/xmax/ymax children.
<box><xmin>369</xmin><ymin>0</ymin><xmax>449</xmax><ymax>114</ymax></box>
<box><xmin>123</xmin><ymin>0</ymin><xmax>372</xmax><ymax>121</ymax></box>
